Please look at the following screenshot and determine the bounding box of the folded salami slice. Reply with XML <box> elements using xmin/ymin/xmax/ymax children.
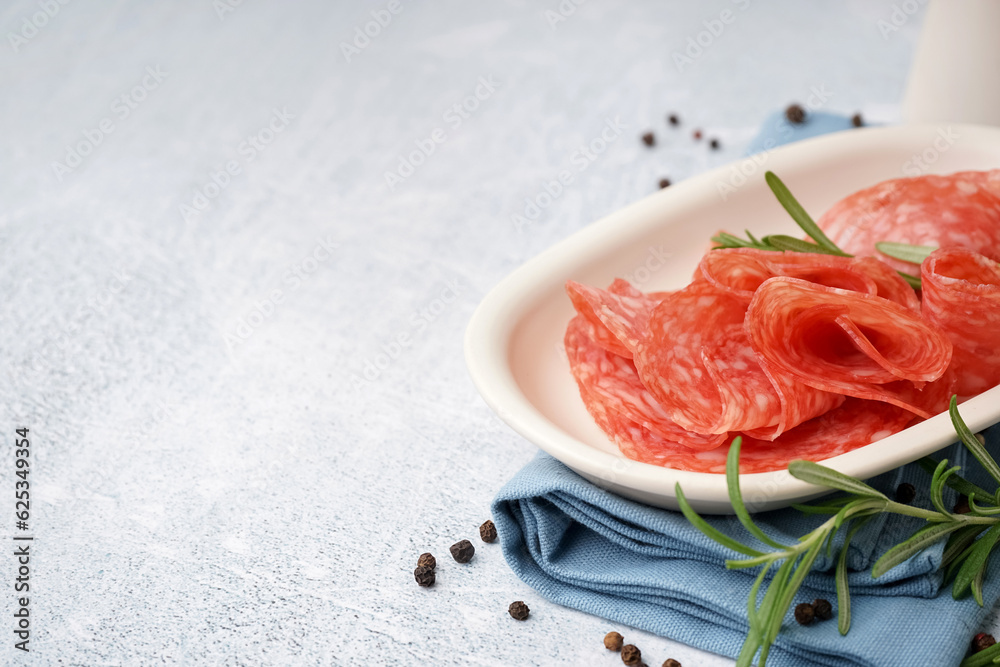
<box><xmin>747</xmin><ymin>277</ymin><xmax>953</xmax><ymax>418</ymax></box>
<box><xmin>614</xmin><ymin>398</ymin><xmax>915</xmax><ymax>474</ymax></box>
<box><xmin>565</xmin><ymin>315</ymin><xmax>726</xmax><ymax>450</ymax></box>
<box><xmin>634</xmin><ymin>281</ymin><xmax>841</xmax><ymax>437</ymax></box>
<box><xmin>565</xmin><ymin>279</ymin><xmax>665</xmax><ymax>359</ymax></box>
<box><xmin>698</xmin><ymin>248</ymin><xmax>919</xmax><ymax>310</ymax></box>
<box><xmin>816</xmin><ymin>170</ymin><xmax>1000</xmax><ymax>273</ymax></box>
<box><xmin>921</xmin><ymin>248</ymin><xmax>1000</xmax><ymax>396</ymax></box>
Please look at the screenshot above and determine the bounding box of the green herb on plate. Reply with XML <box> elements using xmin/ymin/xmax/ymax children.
<box><xmin>710</xmin><ymin>171</ymin><xmax>925</xmax><ymax>289</ymax></box>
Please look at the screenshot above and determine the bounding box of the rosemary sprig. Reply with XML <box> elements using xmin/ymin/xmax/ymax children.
<box><xmin>678</xmin><ymin>397</ymin><xmax>1000</xmax><ymax>667</ymax></box>
<box><xmin>710</xmin><ymin>172</ymin><xmax>924</xmax><ymax>289</ymax></box>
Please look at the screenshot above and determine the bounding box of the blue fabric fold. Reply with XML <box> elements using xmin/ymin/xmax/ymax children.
<box><xmin>493</xmin><ymin>427</ymin><xmax>1000</xmax><ymax>666</ymax></box>
<box><xmin>491</xmin><ymin>113</ymin><xmax>1000</xmax><ymax>666</ymax></box>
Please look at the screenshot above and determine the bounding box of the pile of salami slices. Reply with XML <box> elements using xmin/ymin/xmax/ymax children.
<box><xmin>565</xmin><ymin>170</ymin><xmax>1000</xmax><ymax>473</ymax></box>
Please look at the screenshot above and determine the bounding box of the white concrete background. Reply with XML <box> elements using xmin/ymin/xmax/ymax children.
<box><xmin>3</xmin><ymin>1</ymin><xmax>988</xmax><ymax>665</ymax></box>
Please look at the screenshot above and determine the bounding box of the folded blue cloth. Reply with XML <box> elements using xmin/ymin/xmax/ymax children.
<box><xmin>492</xmin><ymin>113</ymin><xmax>1000</xmax><ymax>666</ymax></box>
<box><xmin>493</xmin><ymin>426</ymin><xmax>1000</xmax><ymax>666</ymax></box>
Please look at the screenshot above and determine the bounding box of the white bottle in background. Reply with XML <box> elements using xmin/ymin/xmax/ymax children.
<box><xmin>902</xmin><ymin>0</ymin><xmax>1000</xmax><ymax>126</ymax></box>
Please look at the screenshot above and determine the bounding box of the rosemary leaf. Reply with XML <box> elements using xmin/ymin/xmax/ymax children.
<box><xmin>747</xmin><ymin>562</ymin><xmax>771</xmax><ymax>637</ymax></box>
<box><xmin>872</xmin><ymin>522</ymin><xmax>965</xmax><ymax>578</ymax></box>
<box><xmin>952</xmin><ymin>523</ymin><xmax>1000</xmax><ymax>601</ymax></box>
<box><xmin>972</xmin><ymin>560</ymin><xmax>987</xmax><ymax>607</ymax></box>
<box><xmin>675</xmin><ymin>483</ymin><xmax>765</xmax><ymax>558</ymax></box>
<box><xmin>711</xmin><ymin>232</ymin><xmax>755</xmax><ymax>249</ymax></box>
<box><xmin>760</xmin><ymin>235</ymin><xmax>830</xmax><ymax>254</ymax></box>
<box><xmin>968</xmin><ymin>494</ymin><xmax>1000</xmax><ymax>516</ymax></box>
<box><xmin>727</xmin><ymin>437</ymin><xmax>788</xmax><ymax>550</ymax></box>
<box><xmin>919</xmin><ymin>456</ymin><xmax>994</xmax><ymax>501</ymax></box>
<box><xmin>788</xmin><ymin>460</ymin><xmax>887</xmax><ymax>499</ymax></box>
<box><xmin>941</xmin><ymin>525</ymin><xmax>989</xmax><ymax>574</ymax></box>
<box><xmin>765</xmin><ymin>537</ymin><xmax>826</xmax><ymax>650</ymax></box>
<box><xmin>755</xmin><ymin>555</ymin><xmax>797</xmax><ymax>666</ymax></box>
<box><xmin>950</xmin><ymin>396</ymin><xmax>1000</xmax><ymax>487</ymax></box>
<box><xmin>959</xmin><ymin>637</ymin><xmax>1000</xmax><ymax>666</ymax></box>
<box><xmin>897</xmin><ymin>271</ymin><xmax>923</xmax><ymax>290</ymax></box>
<box><xmin>837</xmin><ymin>518</ymin><xmax>871</xmax><ymax>635</ymax></box>
<box><xmin>875</xmin><ymin>241</ymin><xmax>938</xmax><ymax>265</ymax></box>
<box><xmin>764</xmin><ymin>171</ymin><xmax>847</xmax><ymax>255</ymax></box>
<box><xmin>929</xmin><ymin>459</ymin><xmax>963</xmax><ymax>517</ymax></box>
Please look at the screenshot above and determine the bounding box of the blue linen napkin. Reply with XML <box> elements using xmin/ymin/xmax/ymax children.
<box><xmin>491</xmin><ymin>114</ymin><xmax>1000</xmax><ymax>666</ymax></box>
<box><xmin>493</xmin><ymin>429</ymin><xmax>1000</xmax><ymax>667</ymax></box>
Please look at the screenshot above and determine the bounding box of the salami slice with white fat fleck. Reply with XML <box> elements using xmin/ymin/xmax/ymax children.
<box><xmin>565</xmin><ymin>279</ymin><xmax>666</xmax><ymax>358</ymax></box>
<box><xmin>746</xmin><ymin>277</ymin><xmax>953</xmax><ymax>418</ymax></box>
<box><xmin>817</xmin><ymin>170</ymin><xmax>1000</xmax><ymax>273</ymax></box>
<box><xmin>565</xmin><ymin>315</ymin><xmax>726</xmax><ymax>450</ymax></box>
<box><xmin>921</xmin><ymin>248</ymin><xmax>1000</xmax><ymax>396</ymax></box>
<box><xmin>613</xmin><ymin>398</ymin><xmax>915</xmax><ymax>474</ymax></box>
<box><xmin>698</xmin><ymin>248</ymin><xmax>919</xmax><ymax>311</ymax></box>
<box><xmin>634</xmin><ymin>281</ymin><xmax>841</xmax><ymax>437</ymax></box>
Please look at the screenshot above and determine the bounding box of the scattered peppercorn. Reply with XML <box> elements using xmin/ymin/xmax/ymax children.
<box><xmin>895</xmin><ymin>482</ymin><xmax>916</xmax><ymax>504</ymax></box>
<box><xmin>785</xmin><ymin>104</ymin><xmax>807</xmax><ymax>124</ymax></box>
<box><xmin>663</xmin><ymin>660</ymin><xmax>682</xmax><ymax>667</ymax></box>
<box><xmin>604</xmin><ymin>631</ymin><xmax>624</xmax><ymax>651</ymax></box>
<box><xmin>794</xmin><ymin>602</ymin><xmax>815</xmax><ymax>625</ymax></box>
<box><xmin>658</xmin><ymin>178</ymin><xmax>671</xmax><ymax>189</ymax></box>
<box><xmin>508</xmin><ymin>600</ymin><xmax>530</xmax><ymax>620</ymax></box>
<box><xmin>417</xmin><ymin>552</ymin><xmax>436</xmax><ymax>570</ymax></box>
<box><xmin>450</xmin><ymin>539</ymin><xmax>475</xmax><ymax>563</ymax></box>
<box><xmin>709</xmin><ymin>138</ymin><xmax>720</xmax><ymax>150</ymax></box>
<box><xmin>954</xmin><ymin>495</ymin><xmax>971</xmax><ymax>514</ymax></box>
<box><xmin>641</xmin><ymin>131</ymin><xmax>655</xmax><ymax>147</ymax></box>
<box><xmin>479</xmin><ymin>519</ymin><xmax>497</xmax><ymax>543</ymax></box>
<box><xmin>973</xmin><ymin>633</ymin><xmax>997</xmax><ymax>653</ymax></box>
<box><xmin>668</xmin><ymin>113</ymin><xmax>680</xmax><ymax>126</ymax></box>
<box><xmin>413</xmin><ymin>566</ymin><xmax>435</xmax><ymax>587</ymax></box>
<box><xmin>621</xmin><ymin>644</ymin><xmax>642</xmax><ymax>666</ymax></box>
<box><xmin>692</xmin><ymin>129</ymin><xmax>703</xmax><ymax>141</ymax></box>
<box><xmin>851</xmin><ymin>112</ymin><xmax>864</xmax><ymax>128</ymax></box>
<box><xmin>812</xmin><ymin>598</ymin><xmax>833</xmax><ymax>621</ymax></box>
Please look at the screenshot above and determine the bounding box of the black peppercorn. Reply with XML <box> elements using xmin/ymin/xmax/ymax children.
<box><xmin>851</xmin><ymin>113</ymin><xmax>864</xmax><ymax>128</ymax></box>
<box><xmin>663</xmin><ymin>660</ymin><xmax>682</xmax><ymax>667</ymax></box>
<box><xmin>450</xmin><ymin>539</ymin><xmax>475</xmax><ymax>563</ymax></box>
<box><xmin>668</xmin><ymin>113</ymin><xmax>680</xmax><ymax>126</ymax></box>
<box><xmin>604</xmin><ymin>631</ymin><xmax>624</xmax><ymax>651</ymax></box>
<box><xmin>709</xmin><ymin>138</ymin><xmax>720</xmax><ymax>150</ymax></box>
<box><xmin>954</xmin><ymin>495</ymin><xmax>971</xmax><ymax>514</ymax></box>
<box><xmin>973</xmin><ymin>633</ymin><xmax>997</xmax><ymax>653</ymax></box>
<box><xmin>508</xmin><ymin>600</ymin><xmax>530</xmax><ymax>620</ymax></box>
<box><xmin>658</xmin><ymin>178</ymin><xmax>671</xmax><ymax>189</ymax></box>
<box><xmin>785</xmin><ymin>104</ymin><xmax>807</xmax><ymax>125</ymax></box>
<box><xmin>413</xmin><ymin>566</ymin><xmax>435</xmax><ymax>587</ymax></box>
<box><xmin>812</xmin><ymin>598</ymin><xmax>833</xmax><ymax>621</ymax></box>
<box><xmin>641</xmin><ymin>131</ymin><xmax>655</xmax><ymax>147</ymax></box>
<box><xmin>895</xmin><ymin>483</ymin><xmax>916</xmax><ymax>504</ymax></box>
<box><xmin>794</xmin><ymin>602</ymin><xmax>814</xmax><ymax>625</ymax></box>
<box><xmin>692</xmin><ymin>129</ymin><xmax>703</xmax><ymax>141</ymax></box>
<box><xmin>479</xmin><ymin>520</ymin><xmax>497</xmax><ymax>543</ymax></box>
<box><xmin>621</xmin><ymin>644</ymin><xmax>642</xmax><ymax>665</ymax></box>
<box><xmin>417</xmin><ymin>552</ymin><xmax>436</xmax><ymax>570</ymax></box>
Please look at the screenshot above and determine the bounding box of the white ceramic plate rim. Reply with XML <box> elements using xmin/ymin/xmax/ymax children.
<box><xmin>465</xmin><ymin>123</ymin><xmax>1000</xmax><ymax>513</ymax></box>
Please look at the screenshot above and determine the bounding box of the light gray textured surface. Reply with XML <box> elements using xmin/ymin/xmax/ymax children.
<box><xmin>4</xmin><ymin>1</ymin><xmax>986</xmax><ymax>665</ymax></box>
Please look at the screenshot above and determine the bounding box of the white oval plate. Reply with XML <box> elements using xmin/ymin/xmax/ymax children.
<box><xmin>465</xmin><ymin>124</ymin><xmax>1000</xmax><ymax>514</ymax></box>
